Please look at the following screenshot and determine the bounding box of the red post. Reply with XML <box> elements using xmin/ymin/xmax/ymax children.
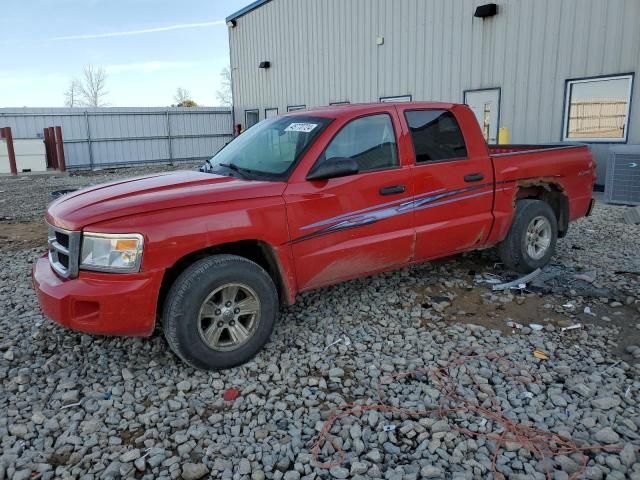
<box><xmin>43</xmin><ymin>128</ymin><xmax>53</xmax><ymax>169</ymax></box>
<box><xmin>48</xmin><ymin>127</ymin><xmax>59</xmax><ymax>170</ymax></box>
<box><xmin>54</xmin><ymin>126</ymin><xmax>66</xmax><ymax>172</ymax></box>
<box><xmin>1</xmin><ymin>127</ymin><xmax>18</xmax><ymax>175</ymax></box>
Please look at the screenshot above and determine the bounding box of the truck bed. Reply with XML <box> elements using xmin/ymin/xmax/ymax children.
<box><xmin>488</xmin><ymin>143</ymin><xmax>586</xmax><ymax>156</ymax></box>
<box><xmin>486</xmin><ymin>142</ymin><xmax>595</xmax><ymax>245</ymax></box>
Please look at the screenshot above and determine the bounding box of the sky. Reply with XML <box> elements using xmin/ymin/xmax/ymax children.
<box><xmin>0</xmin><ymin>0</ymin><xmax>250</xmax><ymax>107</ymax></box>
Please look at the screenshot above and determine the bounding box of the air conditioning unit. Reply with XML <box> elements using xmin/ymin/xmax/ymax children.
<box><xmin>604</xmin><ymin>145</ymin><xmax>640</xmax><ymax>206</ymax></box>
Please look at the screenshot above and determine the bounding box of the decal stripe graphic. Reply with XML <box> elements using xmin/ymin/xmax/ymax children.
<box><xmin>289</xmin><ymin>175</ymin><xmax>563</xmax><ymax>244</ymax></box>
<box><xmin>290</xmin><ymin>183</ymin><xmax>503</xmax><ymax>244</ymax></box>
<box><xmin>300</xmin><ymin>188</ymin><xmax>446</xmax><ymax>230</ymax></box>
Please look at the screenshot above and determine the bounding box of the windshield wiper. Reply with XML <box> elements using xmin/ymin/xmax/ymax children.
<box><xmin>218</xmin><ymin>162</ymin><xmax>251</xmax><ymax>178</ymax></box>
<box><xmin>218</xmin><ymin>162</ymin><xmax>265</xmax><ymax>178</ymax></box>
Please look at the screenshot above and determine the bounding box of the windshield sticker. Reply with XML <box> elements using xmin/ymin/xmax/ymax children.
<box><xmin>284</xmin><ymin>122</ymin><xmax>318</xmax><ymax>133</ymax></box>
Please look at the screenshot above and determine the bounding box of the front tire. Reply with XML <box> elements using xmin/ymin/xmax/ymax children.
<box><xmin>162</xmin><ymin>255</ymin><xmax>278</xmax><ymax>370</ymax></box>
<box><xmin>498</xmin><ymin>199</ymin><xmax>558</xmax><ymax>273</ymax></box>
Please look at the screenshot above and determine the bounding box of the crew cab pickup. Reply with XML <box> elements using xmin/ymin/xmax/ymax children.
<box><xmin>33</xmin><ymin>102</ymin><xmax>596</xmax><ymax>370</ymax></box>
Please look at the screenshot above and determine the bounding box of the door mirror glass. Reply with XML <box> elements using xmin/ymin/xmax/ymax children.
<box><xmin>307</xmin><ymin>156</ymin><xmax>359</xmax><ymax>181</ymax></box>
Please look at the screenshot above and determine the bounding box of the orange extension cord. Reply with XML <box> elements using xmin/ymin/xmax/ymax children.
<box><xmin>311</xmin><ymin>350</ymin><xmax>628</xmax><ymax>479</ymax></box>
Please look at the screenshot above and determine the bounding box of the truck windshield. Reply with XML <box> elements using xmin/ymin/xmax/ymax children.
<box><xmin>208</xmin><ymin>116</ymin><xmax>331</xmax><ymax>179</ymax></box>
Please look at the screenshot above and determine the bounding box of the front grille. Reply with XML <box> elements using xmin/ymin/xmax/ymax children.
<box><xmin>47</xmin><ymin>224</ymin><xmax>81</xmax><ymax>278</ymax></box>
<box><xmin>55</xmin><ymin>231</ymin><xmax>69</xmax><ymax>249</ymax></box>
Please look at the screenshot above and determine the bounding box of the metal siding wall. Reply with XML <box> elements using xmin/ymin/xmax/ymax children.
<box><xmin>230</xmin><ymin>0</ymin><xmax>639</xmax><ymax>149</ymax></box>
<box><xmin>0</xmin><ymin>108</ymin><xmax>233</xmax><ymax>169</ymax></box>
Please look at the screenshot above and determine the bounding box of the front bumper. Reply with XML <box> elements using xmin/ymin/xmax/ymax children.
<box><xmin>32</xmin><ymin>255</ymin><xmax>164</xmax><ymax>336</ymax></box>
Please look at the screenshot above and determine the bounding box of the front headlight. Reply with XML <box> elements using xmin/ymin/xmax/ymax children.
<box><xmin>80</xmin><ymin>233</ymin><xmax>144</xmax><ymax>273</ymax></box>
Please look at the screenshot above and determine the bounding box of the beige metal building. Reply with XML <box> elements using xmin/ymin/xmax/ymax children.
<box><xmin>227</xmin><ymin>0</ymin><xmax>640</xmax><ymax>184</ymax></box>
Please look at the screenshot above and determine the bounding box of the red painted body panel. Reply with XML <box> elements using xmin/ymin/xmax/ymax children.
<box><xmin>33</xmin><ymin>102</ymin><xmax>595</xmax><ymax>337</ymax></box>
<box><xmin>32</xmin><ymin>255</ymin><xmax>163</xmax><ymax>336</ymax></box>
<box><xmin>397</xmin><ymin>104</ymin><xmax>496</xmax><ymax>260</ymax></box>
<box><xmin>46</xmin><ymin>171</ymin><xmax>284</xmax><ymax>231</ymax></box>
<box><xmin>284</xmin><ymin>105</ymin><xmax>415</xmax><ymax>290</ymax></box>
<box><xmin>487</xmin><ymin>145</ymin><xmax>596</xmax><ymax>244</ymax></box>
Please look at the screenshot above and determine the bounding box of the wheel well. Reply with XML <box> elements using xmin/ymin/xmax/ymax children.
<box><xmin>158</xmin><ymin>240</ymin><xmax>287</xmax><ymax>315</ymax></box>
<box><xmin>515</xmin><ymin>183</ymin><xmax>569</xmax><ymax>237</ymax></box>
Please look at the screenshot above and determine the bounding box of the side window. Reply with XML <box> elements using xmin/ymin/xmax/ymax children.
<box><xmin>405</xmin><ymin>110</ymin><xmax>468</xmax><ymax>162</ymax></box>
<box><xmin>245</xmin><ymin>110</ymin><xmax>259</xmax><ymax>128</ymax></box>
<box><xmin>322</xmin><ymin>114</ymin><xmax>398</xmax><ymax>172</ymax></box>
<box><xmin>563</xmin><ymin>74</ymin><xmax>633</xmax><ymax>142</ymax></box>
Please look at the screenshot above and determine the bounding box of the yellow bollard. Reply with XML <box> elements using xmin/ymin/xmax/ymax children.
<box><xmin>498</xmin><ymin>127</ymin><xmax>510</xmax><ymax>144</ymax></box>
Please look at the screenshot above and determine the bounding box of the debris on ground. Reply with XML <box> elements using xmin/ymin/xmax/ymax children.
<box><xmin>222</xmin><ymin>387</ymin><xmax>240</xmax><ymax>401</ymax></box>
<box><xmin>526</xmin><ymin>264</ymin><xmax>611</xmax><ymax>297</ymax></box>
<box><xmin>573</xmin><ymin>271</ymin><xmax>597</xmax><ymax>283</ymax></box>
<box><xmin>492</xmin><ymin>268</ymin><xmax>542</xmax><ymax>291</ymax></box>
<box><xmin>506</xmin><ymin>320</ymin><xmax>523</xmax><ymax>331</ymax></box>
<box><xmin>59</xmin><ymin>391</ymin><xmax>112</xmax><ymax>410</ymax></box>
<box><xmin>324</xmin><ymin>334</ymin><xmax>352</xmax><ymax>351</ymax></box>
<box><xmin>560</xmin><ymin>323</ymin><xmax>582</xmax><ymax>333</ymax></box>
<box><xmin>533</xmin><ymin>350</ymin><xmax>550</xmax><ymax>360</ymax></box>
<box><xmin>584</xmin><ymin>306</ymin><xmax>597</xmax><ymax>316</ymax></box>
<box><xmin>478</xmin><ymin>264</ymin><xmax>611</xmax><ymax>298</ymax></box>
<box><xmin>474</xmin><ymin>273</ymin><xmax>504</xmax><ymax>285</ymax></box>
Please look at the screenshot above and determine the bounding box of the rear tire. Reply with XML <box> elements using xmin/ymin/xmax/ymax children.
<box><xmin>162</xmin><ymin>254</ymin><xmax>278</xmax><ymax>370</ymax></box>
<box><xmin>498</xmin><ymin>199</ymin><xmax>558</xmax><ymax>273</ymax></box>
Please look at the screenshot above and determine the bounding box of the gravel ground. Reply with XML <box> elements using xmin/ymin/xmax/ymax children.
<box><xmin>0</xmin><ymin>163</ymin><xmax>203</xmax><ymax>222</ymax></box>
<box><xmin>1</xmin><ymin>166</ymin><xmax>639</xmax><ymax>480</ymax></box>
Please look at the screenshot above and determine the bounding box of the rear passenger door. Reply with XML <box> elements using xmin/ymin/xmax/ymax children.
<box><xmin>284</xmin><ymin>112</ymin><xmax>415</xmax><ymax>291</ymax></box>
<box><xmin>400</xmin><ymin>107</ymin><xmax>494</xmax><ymax>261</ymax></box>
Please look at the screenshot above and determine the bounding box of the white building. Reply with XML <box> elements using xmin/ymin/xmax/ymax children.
<box><xmin>227</xmin><ymin>0</ymin><xmax>640</xmax><ymax>186</ymax></box>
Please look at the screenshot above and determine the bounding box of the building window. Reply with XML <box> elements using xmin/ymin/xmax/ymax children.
<box><xmin>563</xmin><ymin>74</ymin><xmax>634</xmax><ymax>142</ymax></box>
<box><xmin>245</xmin><ymin>110</ymin><xmax>259</xmax><ymax>128</ymax></box>
<box><xmin>320</xmin><ymin>114</ymin><xmax>398</xmax><ymax>173</ymax></box>
<box><xmin>287</xmin><ymin>105</ymin><xmax>306</xmax><ymax>112</ymax></box>
<box><xmin>330</xmin><ymin>101</ymin><xmax>350</xmax><ymax>106</ymax></box>
<box><xmin>380</xmin><ymin>95</ymin><xmax>412</xmax><ymax>103</ymax></box>
<box><xmin>405</xmin><ymin>110</ymin><xmax>468</xmax><ymax>162</ymax></box>
<box><xmin>265</xmin><ymin>108</ymin><xmax>278</xmax><ymax>119</ymax></box>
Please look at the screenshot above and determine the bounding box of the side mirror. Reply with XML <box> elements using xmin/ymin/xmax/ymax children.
<box><xmin>306</xmin><ymin>156</ymin><xmax>359</xmax><ymax>181</ymax></box>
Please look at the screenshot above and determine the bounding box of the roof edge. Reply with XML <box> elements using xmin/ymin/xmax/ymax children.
<box><xmin>226</xmin><ymin>0</ymin><xmax>273</xmax><ymax>22</ymax></box>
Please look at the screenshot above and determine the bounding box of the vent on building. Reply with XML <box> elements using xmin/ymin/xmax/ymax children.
<box><xmin>604</xmin><ymin>146</ymin><xmax>640</xmax><ymax>206</ymax></box>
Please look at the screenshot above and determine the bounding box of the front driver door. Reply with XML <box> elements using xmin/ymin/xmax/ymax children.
<box><xmin>284</xmin><ymin>111</ymin><xmax>414</xmax><ymax>291</ymax></box>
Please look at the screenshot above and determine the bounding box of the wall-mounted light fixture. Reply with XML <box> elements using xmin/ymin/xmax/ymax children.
<box><xmin>227</xmin><ymin>19</ymin><xmax>237</xmax><ymax>28</ymax></box>
<box><xmin>259</xmin><ymin>61</ymin><xmax>271</xmax><ymax>69</ymax></box>
<box><xmin>474</xmin><ymin>3</ymin><xmax>498</xmax><ymax>18</ymax></box>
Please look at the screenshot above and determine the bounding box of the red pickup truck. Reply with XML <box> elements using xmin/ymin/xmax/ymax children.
<box><xmin>33</xmin><ymin>102</ymin><xmax>596</xmax><ymax>370</ymax></box>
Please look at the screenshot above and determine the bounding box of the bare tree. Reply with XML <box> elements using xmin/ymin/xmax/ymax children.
<box><xmin>174</xmin><ymin>87</ymin><xmax>191</xmax><ymax>105</ymax></box>
<box><xmin>215</xmin><ymin>67</ymin><xmax>232</xmax><ymax>107</ymax></box>
<box><xmin>173</xmin><ymin>87</ymin><xmax>197</xmax><ymax>107</ymax></box>
<box><xmin>64</xmin><ymin>80</ymin><xmax>82</xmax><ymax>107</ymax></box>
<box><xmin>79</xmin><ymin>65</ymin><xmax>109</xmax><ymax>107</ymax></box>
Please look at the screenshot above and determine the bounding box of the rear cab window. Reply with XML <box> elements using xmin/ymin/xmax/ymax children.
<box><xmin>404</xmin><ymin>110</ymin><xmax>468</xmax><ymax>163</ymax></box>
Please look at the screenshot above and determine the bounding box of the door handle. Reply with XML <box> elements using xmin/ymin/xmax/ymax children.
<box><xmin>464</xmin><ymin>173</ymin><xmax>484</xmax><ymax>182</ymax></box>
<box><xmin>379</xmin><ymin>185</ymin><xmax>406</xmax><ymax>196</ymax></box>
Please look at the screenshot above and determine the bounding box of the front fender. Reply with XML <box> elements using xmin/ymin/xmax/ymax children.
<box><xmin>84</xmin><ymin>198</ymin><xmax>297</xmax><ymax>303</ymax></box>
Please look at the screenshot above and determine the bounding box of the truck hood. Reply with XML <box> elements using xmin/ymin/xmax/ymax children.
<box><xmin>47</xmin><ymin>171</ymin><xmax>286</xmax><ymax>231</ymax></box>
